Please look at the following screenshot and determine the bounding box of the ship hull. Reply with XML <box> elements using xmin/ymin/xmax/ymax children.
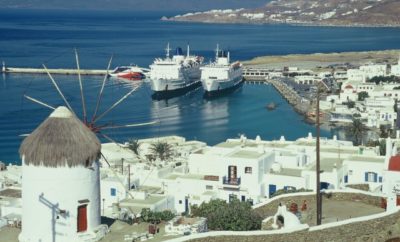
<box><xmin>202</xmin><ymin>77</ymin><xmax>244</xmax><ymax>98</ymax></box>
<box><xmin>151</xmin><ymin>80</ymin><xmax>202</xmax><ymax>100</ymax></box>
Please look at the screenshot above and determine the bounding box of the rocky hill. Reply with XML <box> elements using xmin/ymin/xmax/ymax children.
<box><xmin>165</xmin><ymin>0</ymin><xmax>400</xmax><ymax>27</ymax></box>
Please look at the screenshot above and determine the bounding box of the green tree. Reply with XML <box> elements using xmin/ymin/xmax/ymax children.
<box><xmin>357</xmin><ymin>91</ymin><xmax>369</xmax><ymax>101</ymax></box>
<box><xmin>191</xmin><ymin>198</ymin><xmax>262</xmax><ymax>231</ymax></box>
<box><xmin>149</xmin><ymin>141</ymin><xmax>173</xmax><ymax>161</ymax></box>
<box><xmin>366</xmin><ymin>139</ymin><xmax>386</xmax><ymax>155</ymax></box>
<box><xmin>140</xmin><ymin>208</ymin><xmax>175</xmax><ymax>224</ymax></box>
<box><xmin>347</xmin><ymin>119</ymin><xmax>367</xmax><ymax>145</ymax></box>
<box><xmin>344</xmin><ymin>101</ymin><xmax>355</xmax><ymax>109</ymax></box>
<box><xmin>127</xmin><ymin>139</ymin><xmax>141</xmax><ymax>156</ymax></box>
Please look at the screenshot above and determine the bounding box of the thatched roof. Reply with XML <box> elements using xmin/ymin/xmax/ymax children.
<box><xmin>19</xmin><ymin>106</ymin><xmax>101</xmax><ymax>168</ymax></box>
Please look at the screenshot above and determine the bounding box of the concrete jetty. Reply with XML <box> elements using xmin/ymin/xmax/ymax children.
<box><xmin>265</xmin><ymin>78</ymin><xmax>311</xmax><ymax>115</ymax></box>
<box><xmin>2</xmin><ymin>67</ymin><xmax>107</xmax><ymax>76</ymax></box>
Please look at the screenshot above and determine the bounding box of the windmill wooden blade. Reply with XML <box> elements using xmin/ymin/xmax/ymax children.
<box><xmin>75</xmin><ymin>49</ymin><xmax>87</xmax><ymax>122</ymax></box>
<box><xmin>24</xmin><ymin>95</ymin><xmax>56</xmax><ymax>110</ymax></box>
<box><xmin>92</xmin><ymin>55</ymin><xmax>113</xmax><ymax>122</ymax></box>
<box><xmin>100</xmin><ymin>133</ymin><xmax>125</xmax><ymax>148</ymax></box>
<box><xmin>43</xmin><ymin>64</ymin><xmax>74</xmax><ymax>113</ymax></box>
<box><xmin>93</xmin><ymin>85</ymin><xmax>140</xmax><ymax>123</ymax></box>
<box><xmin>100</xmin><ymin>152</ymin><xmax>111</xmax><ymax>167</ymax></box>
<box><xmin>101</xmin><ymin>121</ymin><xmax>158</xmax><ymax>130</ymax></box>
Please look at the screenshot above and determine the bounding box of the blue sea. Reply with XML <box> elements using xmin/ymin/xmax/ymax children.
<box><xmin>1</xmin><ymin>9</ymin><xmax>400</xmax><ymax>164</ymax></box>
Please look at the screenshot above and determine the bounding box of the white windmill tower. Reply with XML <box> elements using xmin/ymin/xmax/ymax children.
<box><xmin>19</xmin><ymin>50</ymin><xmax>157</xmax><ymax>242</ymax></box>
<box><xmin>19</xmin><ymin>106</ymin><xmax>105</xmax><ymax>242</ymax></box>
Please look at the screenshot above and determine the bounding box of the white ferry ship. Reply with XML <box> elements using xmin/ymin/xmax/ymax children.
<box><xmin>201</xmin><ymin>45</ymin><xmax>243</xmax><ymax>97</ymax></box>
<box><xmin>149</xmin><ymin>44</ymin><xmax>203</xmax><ymax>98</ymax></box>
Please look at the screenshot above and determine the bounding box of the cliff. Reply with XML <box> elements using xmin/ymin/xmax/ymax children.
<box><xmin>165</xmin><ymin>0</ymin><xmax>400</xmax><ymax>27</ymax></box>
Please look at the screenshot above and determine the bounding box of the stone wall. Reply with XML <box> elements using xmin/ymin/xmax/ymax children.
<box><xmin>346</xmin><ymin>184</ymin><xmax>370</xmax><ymax>191</ymax></box>
<box><xmin>254</xmin><ymin>192</ymin><xmax>382</xmax><ymax>226</ymax></box>
<box><xmin>186</xmin><ymin>211</ymin><xmax>400</xmax><ymax>242</ymax></box>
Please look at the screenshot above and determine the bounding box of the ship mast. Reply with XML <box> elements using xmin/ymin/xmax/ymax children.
<box><xmin>165</xmin><ymin>43</ymin><xmax>171</xmax><ymax>58</ymax></box>
<box><xmin>215</xmin><ymin>44</ymin><xmax>220</xmax><ymax>60</ymax></box>
<box><xmin>187</xmin><ymin>44</ymin><xmax>190</xmax><ymax>58</ymax></box>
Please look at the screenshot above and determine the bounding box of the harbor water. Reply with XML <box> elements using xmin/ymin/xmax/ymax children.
<box><xmin>1</xmin><ymin>9</ymin><xmax>400</xmax><ymax>164</ymax></box>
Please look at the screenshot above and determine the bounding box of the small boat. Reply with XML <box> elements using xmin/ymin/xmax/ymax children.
<box><xmin>266</xmin><ymin>102</ymin><xmax>276</xmax><ymax>110</ymax></box>
<box><xmin>109</xmin><ymin>65</ymin><xmax>146</xmax><ymax>80</ymax></box>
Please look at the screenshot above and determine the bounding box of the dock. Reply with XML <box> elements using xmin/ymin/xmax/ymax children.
<box><xmin>2</xmin><ymin>66</ymin><xmax>107</xmax><ymax>76</ymax></box>
<box><xmin>265</xmin><ymin>78</ymin><xmax>311</xmax><ymax>115</ymax></box>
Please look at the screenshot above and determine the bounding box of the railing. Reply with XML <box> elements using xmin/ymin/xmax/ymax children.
<box><xmin>223</xmin><ymin>176</ymin><xmax>241</xmax><ymax>186</ymax></box>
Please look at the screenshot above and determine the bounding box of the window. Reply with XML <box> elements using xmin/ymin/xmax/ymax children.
<box><xmin>110</xmin><ymin>188</ymin><xmax>116</xmax><ymax>196</ymax></box>
<box><xmin>349</xmin><ymin>170</ymin><xmax>353</xmax><ymax>175</ymax></box>
<box><xmin>245</xmin><ymin>167</ymin><xmax>252</xmax><ymax>174</ymax></box>
<box><xmin>179</xmin><ymin>200</ymin><xmax>182</xmax><ymax>204</ymax></box>
<box><xmin>365</xmin><ymin>172</ymin><xmax>378</xmax><ymax>182</ymax></box>
<box><xmin>206</xmin><ymin>185</ymin><xmax>213</xmax><ymax>190</ymax></box>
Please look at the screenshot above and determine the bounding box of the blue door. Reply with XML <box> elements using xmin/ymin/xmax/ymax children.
<box><xmin>184</xmin><ymin>197</ymin><xmax>189</xmax><ymax>214</ymax></box>
<box><xmin>269</xmin><ymin>184</ymin><xmax>277</xmax><ymax>196</ymax></box>
<box><xmin>344</xmin><ymin>175</ymin><xmax>348</xmax><ymax>183</ymax></box>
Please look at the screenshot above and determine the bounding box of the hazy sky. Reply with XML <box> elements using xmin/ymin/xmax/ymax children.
<box><xmin>0</xmin><ymin>0</ymin><xmax>269</xmax><ymax>11</ymax></box>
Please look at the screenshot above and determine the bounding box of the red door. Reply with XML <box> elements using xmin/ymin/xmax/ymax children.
<box><xmin>397</xmin><ymin>195</ymin><xmax>400</xmax><ymax>206</ymax></box>
<box><xmin>77</xmin><ymin>205</ymin><xmax>88</xmax><ymax>232</ymax></box>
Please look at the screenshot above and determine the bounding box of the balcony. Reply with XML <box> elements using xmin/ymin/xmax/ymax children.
<box><xmin>223</xmin><ymin>176</ymin><xmax>241</xmax><ymax>186</ymax></box>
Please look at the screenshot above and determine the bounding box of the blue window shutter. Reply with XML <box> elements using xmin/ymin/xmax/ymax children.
<box><xmin>111</xmin><ymin>188</ymin><xmax>116</xmax><ymax>196</ymax></box>
<box><xmin>344</xmin><ymin>175</ymin><xmax>348</xmax><ymax>183</ymax></box>
<box><xmin>374</xmin><ymin>173</ymin><xmax>378</xmax><ymax>183</ymax></box>
<box><xmin>379</xmin><ymin>176</ymin><xmax>383</xmax><ymax>183</ymax></box>
<box><xmin>365</xmin><ymin>172</ymin><xmax>368</xmax><ymax>182</ymax></box>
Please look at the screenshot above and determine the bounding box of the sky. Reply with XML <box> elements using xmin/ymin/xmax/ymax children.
<box><xmin>0</xmin><ymin>0</ymin><xmax>269</xmax><ymax>11</ymax></box>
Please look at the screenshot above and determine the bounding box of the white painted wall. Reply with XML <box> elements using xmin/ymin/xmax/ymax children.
<box><xmin>19</xmin><ymin>161</ymin><xmax>101</xmax><ymax>242</ymax></box>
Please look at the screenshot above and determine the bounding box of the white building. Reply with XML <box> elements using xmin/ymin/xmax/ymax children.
<box><xmin>359</xmin><ymin>64</ymin><xmax>387</xmax><ymax>81</ymax></box>
<box><xmin>18</xmin><ymin>107</ymin><xmax>107</xmax><ymax>242</ymax></box>
<box><xmin>383</xmin><ymin>138</ymin><xmax>400</xmax><ymax>211</ymax></box>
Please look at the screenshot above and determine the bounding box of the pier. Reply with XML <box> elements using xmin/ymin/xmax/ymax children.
<box><xmin>265</xmin><ymin>78</ymin><xmax>311</xmax><ymax>115</ymax></box>
<box><xmin>2</xmin><ymin>65</ymin><xmax>107</xmax><ymax>76</ymax></box>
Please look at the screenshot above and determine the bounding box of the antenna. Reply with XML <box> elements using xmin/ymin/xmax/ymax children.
<box><xmin>165</xmin><ymin>43</ymin><xmax>171</xmax><ymax>58</ymax></box>
<box><xmin>215</xmin><ymin>44</ymin><xmax>220</xmax><ymax>60</ymax></box>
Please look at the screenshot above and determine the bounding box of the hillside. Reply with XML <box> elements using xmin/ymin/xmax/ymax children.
<box><xmin>165</xmin><ymin>0</ymin><xmax>400</xmax><ymax>27</ymax></box>
<box><xmin>0</xmin><ymin>0</ymin><xmax>268</xmax><ymax>11</ymax></box>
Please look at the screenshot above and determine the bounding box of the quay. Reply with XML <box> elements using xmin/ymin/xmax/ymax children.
<box><xmin>265</xmin><ymin>78</ymin><xmax>311</xmax><ymax>115</ymax></box>
<box><xmin>2</xmin><ymin>66</ymin><xmax>107</xmax><ymax>76</ymax></box>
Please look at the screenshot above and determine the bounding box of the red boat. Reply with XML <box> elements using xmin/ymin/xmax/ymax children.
<box><xmin>109</xmin><ymin>65</ymin><xmax>146</xmax><ymax>80</ymax></box>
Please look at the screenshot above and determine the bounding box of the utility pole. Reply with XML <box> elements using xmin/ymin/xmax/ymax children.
<box><xmin>316</xmin><ymin>87</ymin><xmax>322</xmax><ymax>225</ymax></box>
<box><xmin>128</xmin><ymin>164</ymin><xmax>131</xmax><ymax>191</ymax></box>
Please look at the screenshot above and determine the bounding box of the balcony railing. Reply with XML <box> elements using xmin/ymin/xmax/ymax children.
<box><xmin>223</xmin><ymin>176</ymin><xmax>241</xmax><ymax>186</ymax></box>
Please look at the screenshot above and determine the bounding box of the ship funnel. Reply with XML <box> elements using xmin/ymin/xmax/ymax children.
<box><xmin>175</xmin><ymin>47</ymin><xmax>183</xmax><ymax>56</ymax></box>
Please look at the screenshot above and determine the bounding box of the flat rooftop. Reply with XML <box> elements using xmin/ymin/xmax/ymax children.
<box><xmin>321</xmin><ymin>147</ymin><xmax>359</xmax><ymax>155</ymax></box>
<box><xmin>308</xmin><ymin>158</ymin><xmax>343</xmax><ymax>172</ymax></box>
<box><xmin>228</xmin><ymin>150</ymin><xmax>265</xmax><ymax>159</ymax></box>
<box><xmin>270</xmin><ymin>168</ymin><xmax>302</xmax><ymax>177</ymax></box>
<box><xmin>120</xmin><ymin>195</ymin><xmax>166</xmax><ymax>206</ymax></box>
<box><xmin>347</xmin><ymin>156</ymin><xmax>385</xmax><ymax>163</ymax></box>
<box><xmin>164</xmin><ymin>173</ymin><xmax>205</xmax><ymax>181</ymax></box>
